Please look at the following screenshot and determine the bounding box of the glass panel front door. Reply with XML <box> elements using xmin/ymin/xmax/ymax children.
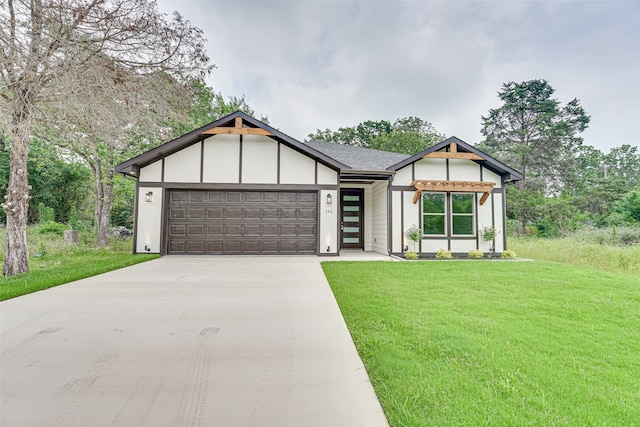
<box><xmin>341</xmin><ymin>189</ymin><xmax>364</xmax><ymax>249</ymax></box>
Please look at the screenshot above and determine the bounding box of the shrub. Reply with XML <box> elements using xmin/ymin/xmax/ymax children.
<box><xmin>404</xmin><ymin>250</ymin><xmax>419</xmax><ymax>260</ymax></box>
<box><xmin>36</xmin><ymin>220</ymin><xmax>67</xmax><ymax>235</ymax></box>
<box><xmin>468</xmin><ymin>249</ymin><xmax>484</xmax><ymax>259</ymax></box>
<box><xmin>436</xmin><ymin>248</ymin><xmax>452</xmax><ymax>260</ymax></box>
<box><xmin>502</xmin><ymin>250</ymin><xmax>517</xmax><ymax>259</ymax></box>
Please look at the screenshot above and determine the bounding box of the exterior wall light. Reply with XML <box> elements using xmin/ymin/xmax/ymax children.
<box><xmin>326</xmin><ymin>194</ymin><xmax>332</xmax><ymax>205</ymax></box>
<box><xmin>327</xmin><ymin>246</ymin><xmax>331</xmax><ymax>252</ymax></box>
<box><xmin>145</xmin><ymin>191</ymin><xmax>153</xmax><ymax>203</ymax></box>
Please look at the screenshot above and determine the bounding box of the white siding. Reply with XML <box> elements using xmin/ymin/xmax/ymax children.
<box><xmin>317</xmin><ymin>163</ymin><xmax>338</xmax><ymax>185</ymax></box>
<box><xmin>449</xmin><ymin>159</ymin><xmax>481</xmax><ymax>181</ymax></box>
<box><xmin>450</xmin><ymin>239</ymin><xmax>477</xmax><ymax>253</ymax></box>
<box><xmin>493</xmin><ymin>193</ymin><xmax>505</xmax><ymax>252</ymax></box>
<box><xmin>202</xmin><ymin>135</ymin><xmax>240</xmax><ymax>183</ymax></box>
<box><xmin>280</xmin><ymin>145</ymin><xmax>316</xmax><ymax>184</ymax></box>
<box><xmin>139</xmin><ymin>160</ymin><xmax>162</xmax><ymax>182</ymax></box>
<box><xmin>136</xmin><ymin>187</ymin><xmax>163</xmax><ymax>253</ymax></box>
<box><xmin>164</xmin><ymin>143</ymin><xmax>201</xmax><ymax>183</ymax></box>
<box><xmin>477</xmin><ymin>193</ymin><xmax>494</xmax><ymax>252</ymax></box>
<box><xmin>482</xmin><ymin>167</ymin><xmax>502</xmax><ymax>188</ymax></box>
<box><xmin>391</xmin><ymin>191</ymin><xmax>402</xmax><ymax>253</ymax></box>
<box><xmin>371</xmin><ymin>181</ymin><xmax>388</xmax><ymax>255</ymax></box>
<box><xmin>402</xmin><ymin>191</ymin><xmax>419</xmax><ymax>251</ymax></box>
<box><xmin>414</xmin><ymin>158</ymin><xmax>447</xmax><ymax>180</ymax></box>
<box><xmin>242</xmin><ymin>135</ymin><xmax>277</xmax><ymax>183</ymax></box>
<box><xmin>421</xmin><ymin>239</ymin><xmax>445</xmax><ymax>253</ymax></box>
<box><xmin>320</xmin><ymin>189</ymin><xmax>338</xmax><ymax>254</ymax></box>
<box><xmin>394</xmin><ymin>165</ymin><xmax>413</xmax><ymax>186</ymax></box>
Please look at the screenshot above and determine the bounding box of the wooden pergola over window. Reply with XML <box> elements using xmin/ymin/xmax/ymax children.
<box><xmin>411</xmin><ymin>180</ymin><xmax>496</xmax><ymax>205</ymax></box>
<box><xmin>201</xmin><ymin>116</ymin><xmax>274</xmax><ymax>136</ymax></box>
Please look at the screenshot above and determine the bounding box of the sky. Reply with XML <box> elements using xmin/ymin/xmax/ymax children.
<box><xmin>158</xmin><ymin>0</ymin><xmax>640</xmax><ymax>153</ymax></box>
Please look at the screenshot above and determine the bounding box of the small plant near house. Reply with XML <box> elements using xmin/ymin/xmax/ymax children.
<box><xmin>436</xmin><ymin>248</ymin><xmax>452</xmax><ymax>259</ymax></box>
<box><xmin>501</xmin><ymin>250</ymin><xmax>517</xmax><ymax>259</ymax></box>
<box><xmin>481</xmin><ymin>225</ymin><xmax>500</xmax><ymax>256</ymax></box>
<box><xmin>404</xmin><ymin>250</ymin><xmax>419</xmax><ymax>260</ymax></box>
<box><xmin>468</xmin><ymin>249</ymin><xmax>484</xmax><ymax>259</ymax></box>
<box><xmin>404</xmin><ymin>225</ymin><xmax>422</xmax><ymax>251</ymax></box>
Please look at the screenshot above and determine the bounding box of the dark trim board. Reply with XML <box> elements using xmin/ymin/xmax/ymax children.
<box><xmin>140</xmin><ymin>182</ymin><xmax>337</xmax><ymax>191</ymax></box>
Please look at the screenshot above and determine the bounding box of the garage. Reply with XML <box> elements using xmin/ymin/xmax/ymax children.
<box><xmin>167</xmin><ymin>190</ymin><xmax>318</xmax><ymax>255</ymax></box>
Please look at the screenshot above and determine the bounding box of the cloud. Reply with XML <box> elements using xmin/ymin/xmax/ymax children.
<box><xmin>159</xmin><ymin>0</ymin><xmax>640</xmax><ymax>151</ymax></box>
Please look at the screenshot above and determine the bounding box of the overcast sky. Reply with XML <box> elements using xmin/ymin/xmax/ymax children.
<box><xmin>158</xmin><ymin>0</ymin><xmax>639</xmax><ymax>153</ymax></box>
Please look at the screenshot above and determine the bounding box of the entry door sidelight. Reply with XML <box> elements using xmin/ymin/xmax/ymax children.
<box><xmin>340</xmin><ymin>189</ymin><xmax>364</xmax><ymax>249</ymax></box>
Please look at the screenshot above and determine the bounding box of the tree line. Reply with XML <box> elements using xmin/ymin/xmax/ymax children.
<box><xmin>306</xmin><ymin>80</ymin><xmax>639</xmax><ymax>236</ymax></box>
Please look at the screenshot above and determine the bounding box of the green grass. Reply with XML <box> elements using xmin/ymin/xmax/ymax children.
<box><xmin>0</xmin><ymin>227</ymin><xmax>159</xmax><ymax>300</ymax></box>
<box><xmin>510</xmin><ymin>237</ymin><xmax>640</xmax><ymax>275</ymax></box>
<box><xmin>322</xmin><ymin>261</ymin><xmax>640</xmax><ymax>426</ymax></box>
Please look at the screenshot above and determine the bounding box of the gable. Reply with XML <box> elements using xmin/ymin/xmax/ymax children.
<box><xmin>387</xmin><ymin>136</ymin><xmax>523</xmax><ymax>182</ymax></box>
<box><xmin>115</xmin><ymin>111</ymin><xmax>347</xmax><ymax>178</ymax></box>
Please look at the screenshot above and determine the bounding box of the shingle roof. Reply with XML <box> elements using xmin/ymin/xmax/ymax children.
<box><xmin>303</xmin><ymin>140</ymin><xmax>410</xmax><ymax>171</ymax></box>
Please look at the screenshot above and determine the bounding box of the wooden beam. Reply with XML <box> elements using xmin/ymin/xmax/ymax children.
<box><xmin>479</xmin><ymin>192</ymin><xmax>491</xmax><ymax>205</ymax></box>
<box><xmin>413</xmin><ymin>190</ymin><xmax>421</xmax><ymax>204</ymax></box>
<box><xmin>201</xmin><ymin>115</ymin><xmax>274</xmax><ymax>136</ymax></box>
<box><xmin>422</xmin><ymin>151</ymin><xmax>484</xmax><ymax>160</ymax></box>
<box><xmin>450</xmin><ymin>142</ymin><xmax>457</xmax><ymax>153</ymax></box>
<box><xmin>412</xmin><ymin>179</ymin><xmax>495</xmax><ymax>192</ymax></box>
<box><xmin>202</xmin><ymin>127</ymin><xmax>274</xmax><ymax>136</ymax></box>
<box><xmin>410</xmin><ymin>180</ymin><xmax>496</xmax><ymax>204</ymax></box>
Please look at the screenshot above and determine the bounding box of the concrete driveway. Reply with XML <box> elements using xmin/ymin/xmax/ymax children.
<box><xmin>1</xmin><ymin>256</ymin><xmax>388</xmax><ymax>426</ymax></box>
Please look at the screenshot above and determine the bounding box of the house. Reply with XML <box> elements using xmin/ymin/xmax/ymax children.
<box><xmin>115</xmin><ymin>111</ymin><xmax>523</xmax><ymax>257</ymax></box>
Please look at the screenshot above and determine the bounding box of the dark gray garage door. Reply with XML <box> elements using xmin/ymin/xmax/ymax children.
<box><xmin>167</xmin><ymin>190</ymin><xmax>317</xmax><ymax>254</ymax></box>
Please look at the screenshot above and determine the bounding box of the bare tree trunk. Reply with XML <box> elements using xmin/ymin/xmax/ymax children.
<box><xmin>96</xmin><ymin>183</ymin><xmax>113</xmax><ymax>246</ymax></box>
<box><xmin>3</xmin><ymin>110</ymin><xmax>32</xmax><ymax>277</ymax></box>
<box><xmin>92</xmin><ymin>151</ymin><xmax>115</xmax><ymax>247</ymax></box>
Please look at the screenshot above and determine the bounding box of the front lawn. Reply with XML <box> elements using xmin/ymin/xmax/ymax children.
<box><xmin>322</xmin><ymin>261</ymin><xmax>640</xmax><ymax>426</ymax></box>
<box><xmin>0</xmin><ymin>228</ymin><xmax>159</xmax><ymax>300</ymax></box>
<box><xmin>0</xmin><ymin>249</ymin><xmax>159</xmax><ymax>301</ymax></box>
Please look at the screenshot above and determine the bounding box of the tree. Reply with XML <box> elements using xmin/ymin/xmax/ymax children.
<box><xmin>480</xmin><ymin>79</ymin><xmax>590</xmax><ymax>191</ymax></box>
<box><xmin>306</xmin><ymin>117</ymin><xmax>444</xmax><ymax>155</ymax></box>
<box><xmin>368</xmin><ymin>117</ymin><xmax>445</xmax><ymax>155</ymax></box>
<box><xmin>170</xmin><ymin>79</ymin><xmax>269</xmax><ymax>136</ymax></box>
<box><xmin>480</xmin><ymin>80</ymin><xmax>590</xmax><ymax>231</ymax></box>
<box><xmin>0</xmin><ymin>0</ymin><xmax>211</xmax><ymax>276</ymax></box>
<box><xmin>47</xmin><ymin>64</ymin><xmax>193</xmax><ymax>246</ymax></box>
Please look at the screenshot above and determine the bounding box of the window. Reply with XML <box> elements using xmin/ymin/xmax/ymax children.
<box><xmin>451</xmin><ymin>193</ymin><xmax>474</xmax><ymax>235</ymax></box>
<box><xmin>422</xmin><ymin>193</ymin><xmax>475</xmax><ymax>236</ymax></box>
<box><xmin>422</xmin><ymin>193</ymin><xmax>445</xmax><ymax>235</ymax></box>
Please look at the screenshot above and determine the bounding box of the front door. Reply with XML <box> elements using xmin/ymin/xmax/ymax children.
<box><xmin>340</xmin><ymin>189</ymin><xmax>364</xmax><ymax>249</ymax></box>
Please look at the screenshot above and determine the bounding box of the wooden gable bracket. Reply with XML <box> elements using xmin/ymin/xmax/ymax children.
<box><xmin>411</xmin><ymin>179</ymin><xmax>496</xmax><ymax>205</ymax></box>
<box><xmin>201</xmin><ymin>116</ymin><xmax>274</xmax><ymax>136</ymax></box>
<box><xmin>423</xmin><ymin>142</ymin><xmax>485</xmax><ymax>160</ymax></box>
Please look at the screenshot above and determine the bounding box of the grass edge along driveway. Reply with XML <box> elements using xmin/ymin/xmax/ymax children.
<box><xmin>322</xmin><ymin>260</ymin><xmax>640</xmax><ymax>427</ymax></box>
<box><xmin>0</xmin><ymin>252</ymin><xmax>159</xmax><ymax>301</ymax></box>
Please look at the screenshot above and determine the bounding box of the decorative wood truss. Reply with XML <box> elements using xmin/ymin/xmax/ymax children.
<box><xmin>422</xmin><ymin>142</ymin><xmax>484</xmax><ymax>160</ymax></box>
<box><xmin>201</xmin><ymin>116</ymin><xmax>274</xmax><ymax>136</ymax></box>
<box><xmin>411</xmin><ymin>180</ymin><xmax>496</xmax><ymax>205</ymax></box>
